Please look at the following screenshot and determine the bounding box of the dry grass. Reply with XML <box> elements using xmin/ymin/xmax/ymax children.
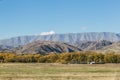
<box><xmin>0</xmin><ymin>63</ymin><xmax>120</xmax><ymax>80</ymax></box>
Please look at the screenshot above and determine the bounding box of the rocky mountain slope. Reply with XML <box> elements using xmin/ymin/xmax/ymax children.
<box><xmin>13</xmin><ymin>41</ymin><xmax>82</xmax><ymax>54</ymax></box>
<box><xmin>99</xmin><ymin>41</ymin><xmax>120</xmax><ymax>53</ymax></box>
<box><xmin>0</xmin><ymin>45</ymin><xmax>13</xmax><ymax>53</ymax></box>
<box><xmin>74</xmin><ymin>40</ymin><xmax>113</xmax><ymax>50</ymax></box>
<box><xmin>0</xmin><ymin>32</ymin><xmax>120</xmax><ymax>47</ymax></box>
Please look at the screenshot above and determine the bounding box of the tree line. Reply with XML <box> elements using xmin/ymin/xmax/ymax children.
<box><xmin>0</xmin><ymin>51</ymin><xmax>120</xmax><ymax>64</ymax></box>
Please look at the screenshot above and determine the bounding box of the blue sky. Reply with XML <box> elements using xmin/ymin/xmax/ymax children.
<box><xmin>0</xmin><ymin>0</ymin><xmax>120</xmax><ymax>39</ymax></box>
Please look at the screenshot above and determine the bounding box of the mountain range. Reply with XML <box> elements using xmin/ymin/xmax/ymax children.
<box><xmin>0</xmin><ymin>32</ymin><xmax>120</xmax><ymax>54</ymax></box>
<box><xmin>0</xmin><ymin>32</ymin><xmax>120</xmax><ymax>47</ymax></box>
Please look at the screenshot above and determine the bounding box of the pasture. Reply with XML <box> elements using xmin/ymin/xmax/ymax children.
<box><xmin>0</xmin><ymin>63</ymin><xmax>120</xmax><ymax>80</ymax></box>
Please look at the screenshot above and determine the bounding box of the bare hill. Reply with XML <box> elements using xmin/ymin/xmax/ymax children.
<box><xmin>14</xmin><ymin>41</ymin><xmax>82</xmax><ymax>54</ymax></box>
<box><xmin>74</xmin><ymin>40</ymin><xmax>113</xmax><ymax>50</ymax></box>
<box><xmin>99</xmin><ymin>41</ymin><xmax>120</xmax><ymax>53</ymax></box>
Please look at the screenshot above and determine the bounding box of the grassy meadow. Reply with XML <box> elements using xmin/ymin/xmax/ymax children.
<box><xmin>0</xmin><ymin>63</ymin><xmax>120</xmax><ymax>80</ymax></box>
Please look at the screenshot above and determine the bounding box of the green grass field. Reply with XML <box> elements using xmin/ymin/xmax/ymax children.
<box><xmin>0</xmin><ymin>63</ymin><xmax>120</xmax><ymax>80</ymax></box>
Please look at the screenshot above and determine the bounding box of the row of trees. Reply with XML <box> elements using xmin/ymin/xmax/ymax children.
<box><xmin>0</xmin><ymin>51</ymin><xmax>120</xmax><ymax>63</ymax></box>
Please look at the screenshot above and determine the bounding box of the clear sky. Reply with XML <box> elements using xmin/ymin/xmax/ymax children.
<box><xmin>0</xmin><ymin>0</ymin><xmax>120</xmax><ymax>39</ymax></box>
